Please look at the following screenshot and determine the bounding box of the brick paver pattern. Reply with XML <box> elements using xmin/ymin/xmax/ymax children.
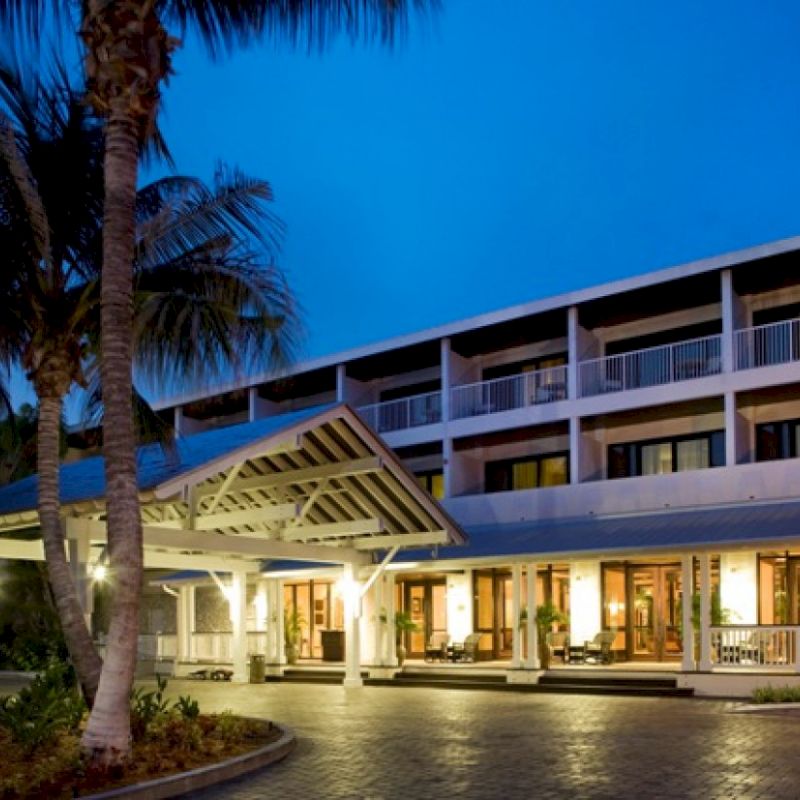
<box><xmin>158</xmin><ymin>680</ymin><xmax>799</xmax><ymax>800</ymax></box>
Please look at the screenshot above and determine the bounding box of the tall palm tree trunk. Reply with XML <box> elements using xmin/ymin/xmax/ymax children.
<box><xmin>36</xmin><ymin>391</ymin><xmax>102</xmax><ymax>706</ymax></box>
<box><xmin>80</xmin><ymin>99</ymin><xmax>143</xmax><ymax>763</ymax></box>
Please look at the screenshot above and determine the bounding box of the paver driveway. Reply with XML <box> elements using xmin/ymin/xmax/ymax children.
<box><xmin>160</xmin><ymin>680</ymin><xmax>797</xmax><ymax>800</ymax></box>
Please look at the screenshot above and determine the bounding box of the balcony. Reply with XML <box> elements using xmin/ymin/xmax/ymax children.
<box><xmin>578</xmin><ymin>334</ymin><xmax>723</xmax><ymax>398</ymax></box>
<box><xmin>450</xmin><ymin>365</ymin><xmax>568</xmax><ymax>421</ymax></box>
<box><xmin>735</xmin><ymin>317</ymin><xmax>800</xmax><ymax>371</ymax></box>
<box><xmin>357</xmin><ymin>390</ymin><xmax>442</xmax><ymax>433</ymax></box>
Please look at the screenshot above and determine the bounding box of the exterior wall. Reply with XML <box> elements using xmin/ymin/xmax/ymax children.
<box><xmin>719</xmin><ymin>552</ymin><xmax>758</xmax><ymax>624</ymax></box>
<box><xmin>445</xmin><ymin>571</ymin><xmax>473</xmax><ymax>643</ymax></box>
<box><xmin>569</xmin><ymin>561</ymin><xmax>601</xmax><ymax>644</ymax></box>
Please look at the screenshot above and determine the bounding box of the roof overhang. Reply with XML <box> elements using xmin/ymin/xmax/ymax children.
<box><xmin>0</xmin><ymin>404</ymin><xmax>467</xmax><ymax>573</ymax></box>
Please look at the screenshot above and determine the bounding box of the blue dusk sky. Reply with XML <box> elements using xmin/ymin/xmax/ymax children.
<box><xmin>9</xmin><ymin>1</ymin><xmax>800</xmax><ymax>409</ymax></box>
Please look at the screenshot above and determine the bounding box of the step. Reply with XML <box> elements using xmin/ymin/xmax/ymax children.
<box><xmin>266</xmin><ymin>669</ymin><xmax>367</xmax><ymax>685</ymax></box>
<box><xmin>366</xmin><ymin>677</ymin><xmax>693</xmax><ymax>696</ymax></box>
<box><xmin>539</xmin><ymin>674</ymin><xmax>679</xmax><ymax>689</ymax></box>
<box><xmin>398</xmin><ymin>670</ymin><xmax>506</xmax><ymax>684</ymax></box>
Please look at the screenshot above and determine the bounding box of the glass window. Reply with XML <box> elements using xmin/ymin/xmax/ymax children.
<box><xmin>676</xmin><ymin>438</ymin><xmax>709</xmax><ymax>471</ymax></box>
<box><xmin>539</xmin><ymin>455</ymin><xmax>568</xmax><ymax>486</ymax></box>
<box><xmin>757</xmin><ymin>423</ymin><xmax>782</xmax><ymax>461</ymax></box>
<box><xmin>608</xmin><ymin>445</ymin><xmax>631</xmax><ymax>479</ymax></box>
<box><xmin>641</xmin><ymin>442</ymin><xmax>672</xmax><ymax>475</ymax></box>
<box><xmin>512</xmin><ymin>460</ymin><xmax>538</xmax><ymax>490</ymax></box>
<box><xmin>430</xmin><ymin>472</ymin><xmax>445</xmax><ymax>500</ymax></box>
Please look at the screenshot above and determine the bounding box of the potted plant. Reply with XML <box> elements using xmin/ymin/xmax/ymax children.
<box><xmin>535</xmin><ymin>602</ymin><xmax>567</xmax><ymax>670</ymax></box>
<box><xmin>284</xmin><ymin>609</ymin><xmax>305</xmax><ymax>665</ymax></box>
<box><xmin>394</xmin><ymin>610</ymin><xmax>417</xmax><ymax>666</ymax></box>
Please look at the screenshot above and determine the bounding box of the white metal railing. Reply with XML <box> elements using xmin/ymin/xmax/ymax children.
<box><xmin>450</xmin><ymin>365</ymin><xmax>568</xmax><ymax>420</ymax></box>
<box><xmin>734</xmin><ymin>317</ymin><xmax>800</xmax><ymax>371</ymax></box>
<box><xmin>192</xmin><ymin>632</ymin><xmax>233</xmax><ymax>662</ymax></box>
<box><xmin>578</xmin><ymin>334</ymin><xmax>723</xmax><ymax>397</ymax></box>
<box><xmin>357</xmin><ymin>390</ymin><xmax>442</xmax><ymax>433</ymax></box>
<box><xmin>710</xmin><ymin>625</ymin><xmax>800</xmax><ymax>670</ymax></box>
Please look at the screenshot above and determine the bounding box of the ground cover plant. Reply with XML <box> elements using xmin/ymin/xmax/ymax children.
<box><xmin>0</xmin><ymin>671</ymin><xmax>278</xmax><ymax>798</ymax></box>
<box><xmin>752</xmin><ymin>685</ymin><xmax>800</xmax><ymax>704</ymax></box>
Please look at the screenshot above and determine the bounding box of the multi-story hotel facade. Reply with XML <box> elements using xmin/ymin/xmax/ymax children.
<box><xmin>126</xmin><ymin>234</ymin><xmax>800</xmax><ymax>695</ymax></box>
<box><xmin>5</xmin><ymin>236</ymin><xmax>800</xmax><ymax>695</ymax></box>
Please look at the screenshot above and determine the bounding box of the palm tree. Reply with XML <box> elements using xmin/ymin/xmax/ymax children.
<box><xmin>0</xmin><ymin>64</ymin><xmax>299</xmax><ymax>715</ymax></box>
<box><xmin>0</xmin><ymin>0</ymin><xmax>438</xmax><ymax>764</ymax></box>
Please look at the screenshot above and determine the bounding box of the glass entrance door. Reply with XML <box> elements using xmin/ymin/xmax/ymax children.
<box><xmin>628</xmin><ymin>564</ymin><xmax>683</xmax><ymax>661</ymax></box>
<box><xmin>403</xmin><ymin>580</ymin><xmax>447</xmax><ymax>659</ymax></box>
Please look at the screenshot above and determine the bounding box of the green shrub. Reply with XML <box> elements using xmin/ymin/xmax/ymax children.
<box><xmin>752</xmin><ymin>685</ymin><xmax>800</xmax><ymax>704</ymax></box>
<box><xmin>0</xmin><ymin>661</ymin><xmax>85</xmax><ymax>751</ymax></box>
<box><xmin>130</xmin><ymin>674</ymin><xmax>170</xmax><ymax>740</ymax></box>
<box><xmin>146</xmin><ymin>711</ymin><xmax>203</xmax><ymax>750</ymax></box>
<box><xmin>174</xmin><ymin>694</ymin><xmax>200</xmax><ymax>721</ymax></box>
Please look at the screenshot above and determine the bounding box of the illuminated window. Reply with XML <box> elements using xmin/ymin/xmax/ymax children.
<box><xmin>485</xmin><ymin>453</ymin><xmax>569</xmax><ymax>493</ymax></box>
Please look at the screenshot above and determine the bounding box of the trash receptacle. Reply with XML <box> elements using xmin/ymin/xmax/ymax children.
<box><xmin>321</xmin><ymin>630</ymin><xmax>345</xmax><ymax>662</ymax></box>
<box><xmin>249</xmin><ymin>653</ymin><xmax>266</xmax><ymax>683</ymax></box>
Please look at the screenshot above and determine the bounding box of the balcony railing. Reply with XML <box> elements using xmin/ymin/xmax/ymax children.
<box><xmin>710</xmin><ymin>625</ymin><xmax>800</xmax><ymax>671</ymax></box>
<box><xmin>734</xmin><ymin>317</ymin><xmax>800</xmax><ymax>371</ymax></box>
<box><xmin>357</xmin><ymin>390</ymin><xmax>442</xmax><ymax>433</ymax></box>
<box><xmin>450</xmin><ymin>365</ymin><xmax>568</xmax><ymax>420</ymax></box>
<box><xmin>578</xmin><ymin>334</ymin><xmax>723</xmax><ymax>398</ymax></box>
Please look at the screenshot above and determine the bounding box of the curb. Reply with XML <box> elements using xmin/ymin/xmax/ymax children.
<box><xmin>83</xmin><ymin>722</ymin><xmax>296</xmax><ymax>799</ymax></box>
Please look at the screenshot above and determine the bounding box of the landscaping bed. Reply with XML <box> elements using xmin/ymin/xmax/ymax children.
<box><xmin>0</xmin><ymin>667</ymin><xmax>289</xmax><ymax>799</ymax></box>
<box><xmin>0</xmin><ymin>713</ymin><xmax>282</xmax><ymax>799</ymax></box>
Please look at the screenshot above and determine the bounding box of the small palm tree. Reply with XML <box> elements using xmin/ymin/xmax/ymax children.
<box><xmin>0</xmin><ymin>64</ymin><xmax>299</xmax><ymax>709</ymax></box>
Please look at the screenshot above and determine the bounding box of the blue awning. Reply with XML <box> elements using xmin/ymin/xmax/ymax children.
<box><xmin>395</xmin><ymin>500</ymin><xmax>800</xmax><ymax>562</ymax></box>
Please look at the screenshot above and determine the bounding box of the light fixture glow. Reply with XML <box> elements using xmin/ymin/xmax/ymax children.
<box><xmin>92</xmin><ymin>564</ymin><xmax>107</xmax><ymax>582</ymax></box>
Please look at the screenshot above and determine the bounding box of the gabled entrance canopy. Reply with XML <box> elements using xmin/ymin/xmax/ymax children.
<box><xmin>0</xmin><ymin>403</ymin><xmax>467</xmax><ymax>572</ymax></box>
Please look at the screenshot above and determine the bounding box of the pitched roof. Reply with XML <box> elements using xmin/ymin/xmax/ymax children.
<box><xmin>0</xmin><ymin>404</ymin><xmax>331</xmax><ymax>516</ymax></box>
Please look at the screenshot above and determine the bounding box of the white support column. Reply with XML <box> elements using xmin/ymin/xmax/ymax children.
<box><xmin>385</xmin><ymin>572</ymin><xmax>397</xmax><ymax>666</ymax></box>
<box><xmin>567</xmin><ymin>305</ymin><xmax>580</xmax><ymax>401</ymax></box>
<box><xmin>336</xmin><ymin>363</ymin><xmax>347</xmax><ymax>402</ymax></box>
<box><xmin>524</xmin><ymin>564</ymin><xmax>539</xmax><ymax>669</ymax></box>
<box><xmin>373</xmin><ymin>572</ymin><xmax>384</xmax><ymax>666</ymax></box>
<box><xmin>569</xmin><ymin>417</ymin><xmax>581</xmax><ymax>485</ymax></box>
<box><xmin>721</xmin><ymin>268</ymin><xmax>736</xmax><ymax>374</ymax></box>
<box><xmin>343</xmin><ymin>562</ymin><xmax>363</xmax><ymax>687</ymax></box>
<box><xmin>681</xmin><ymin>555</ymin><xmax>695</xmax><ymax>672</ymax></box>
<box><xmin>511</xmin><ymin>564</ymin><xmax>522</xmax><ymax>668</ymax></box>
<box><xmin>177</xmin><ymin>586</ymin><xmax>195</xmax><ymax>664</ymax></box>
<box><xmin>229</xmin><ymin>571</ymin><xmax>249</xmax><ymax>682</ymax></box>
<box><xmin>265</xmin><ymin>579</ymin><xmax>285</xmax><ymax>668</ymax></box>
<box><xmin>698</xmin><ymin>554</ymin><xmax>713</xmax><ymax>671</ymax></box>
<box><xmin>67</xmin><ymin>527</ymin><xmax>93</xmax><ymax>631</ymax></box>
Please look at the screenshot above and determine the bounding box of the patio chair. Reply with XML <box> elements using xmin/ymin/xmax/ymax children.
<box><xmin>424</xmin><ymin>632</ymin><xmax>451</xmax><ymax>663</ymax></box>
<box><xmin>546</xmin><ymin>631</ymin><xmax>570</xmax><ymax>664</ymax></box>
<box><xmin>451</xmin><ymin>633</ymin><xmax>482</xmax><ymax>663</ymax></box>
<box><xmin>583</xmin><ymin>630</ymin><xmax>616</xmax><ymax>665</ymax></box>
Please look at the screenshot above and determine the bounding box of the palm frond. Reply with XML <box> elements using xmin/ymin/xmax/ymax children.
<box><xmin>165</xmin><ymin>0</ymin><xmax>440</xmax><ymax>54</ymax></box>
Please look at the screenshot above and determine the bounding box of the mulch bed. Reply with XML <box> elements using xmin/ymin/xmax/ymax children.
<box><xmin>0</xmin><ymin>715</ymin><xmax>281</xmax><ymax>799</ymax></box>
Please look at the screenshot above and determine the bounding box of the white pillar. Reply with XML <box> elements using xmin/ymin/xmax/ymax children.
<box><xmin>177</xmin><ymin>586</ymin><xmax>195</xmax><ymax>664</ymax></box>
<box><xmin>681</xmin><ymin>555</ymin><xmax>695</xmax><ymax>672</ymax></box>
<box><xmin>524</xmin><ymin>564</ymin><xmax>539</xmax><ymax>669</ymax></box>
<box><xmin>385</xmin><ymin>573</ymin><xmax>397</xmax><ymax>666</ymax></box>
<box><xmin>373</xmin><ymin>572</ymin><xmax>384</xmax><ymax>666</ymax></box>
<box><xmin>511</xmin><ymin>564</ymin><xmax>522</xmax><ymax>667</ymax></box>
<box><xmin>229</xmin><ymin>571</ymin><xmax>248</xmax><ymax>682</ymax></box>
<box><xmin>569</xmin><ymin>417</ymin><xmax>581</xmax><ymax>485</ymax></box>
<box><xmin>343</xmin><ymin>563</ymin><xmax>363</xmax><ymax>687</ymax></box>
<box><xmin>266</xmin><ymin>579</ymin><xmax>285</xmax><ymax>666</ymax></box>
<box><xmin>67</xmin><ymin>529</ymin><xmax>93</xmax><ymax>631</ymax></box>
<box><xmin>698</xmin><ymin>554</ymin><xmax>713</xmax><ymax>671</ymax></box>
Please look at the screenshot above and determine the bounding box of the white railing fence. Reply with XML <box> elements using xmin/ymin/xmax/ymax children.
<box><xmin>710</xmin><ymin>625</ymin><xmax>800</xmax><ymax>670</ymax></box>
<box><xmin>578</xmin><ymin>334</ymin><xmax>722</xmax><ymax>397</ymax></box>
<box><xmin>450</xmin><ymin>365</ymin><xmax>568</xmax><ymax>420</ymax></box>
<box><xmin>149</xmin><ymin>631</ymin><xmax>269</xmax><ymax>662</ymax></box>
<box><xmin>734</xmin><ymin>318</ymin><xmax>800</xmax><ymax>371</ymax></box>
<box><xmin>357</xmin><ymin>390</ymin><xmax>442</xmax><ymax>433</ymax></box>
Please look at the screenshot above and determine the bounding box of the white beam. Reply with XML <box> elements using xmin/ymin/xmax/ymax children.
<box><xmin>194</xmin><ymin>456</ymin><xmax>382</xmax><ymax>498</ymax></box>
<box><xmin>0</xmin><ymin>539</ymin><xmax>45</xmax><ymax>560</ymax></box>
<box><xmin>281</xmin><ymin>518</ymin><xmax>383</xmax><ymax>542</ymax></box>
<box><xmin>204</xmin><ymin>463</ymin><xmax>244</xmax><ymax>514</ymax></box>
<box><xmin>360</xmin><ymin>546</ymin><xmax>399</xmax><ymax>598</ymax></box>
<box><xmin>194</xmin><ymin>503</ymin><xmax>299</xmax><ymax>530</ymax></box>
<box><xmin>352</xmin><ymin>530</ymin><xmax>449</xmax><ymax>551</ymax></box>
<box><xmin>67</xmin><ymin>518</ymin><xmax>368</xmax><ymax>565</ymax></box>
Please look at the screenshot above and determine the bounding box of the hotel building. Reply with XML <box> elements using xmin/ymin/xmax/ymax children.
<box><xmin>5</xmin><ymin>235</ymin><xmax>800</xmax><ymax>694</ymax></box>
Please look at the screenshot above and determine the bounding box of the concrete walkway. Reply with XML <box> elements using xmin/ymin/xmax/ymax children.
<box><xmin>154</xmin><ymin>679</ymin><xmax>796</xmax><ymax>799</ymax></box>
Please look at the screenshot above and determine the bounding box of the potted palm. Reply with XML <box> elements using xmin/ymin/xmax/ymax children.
<box><xmin>394</xmin><ymin>611</ymin><xmax>418</xmax><ymax>666</ymax></box>
<box><xmin>536</xmin><ymin>602</ymin><xmax>567</xmax><ymax>670</ymax></box>
<box><xmin>284</xmin><ymin>609</ymin><xmax>305</xmax><ymax>665</ymax></box>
